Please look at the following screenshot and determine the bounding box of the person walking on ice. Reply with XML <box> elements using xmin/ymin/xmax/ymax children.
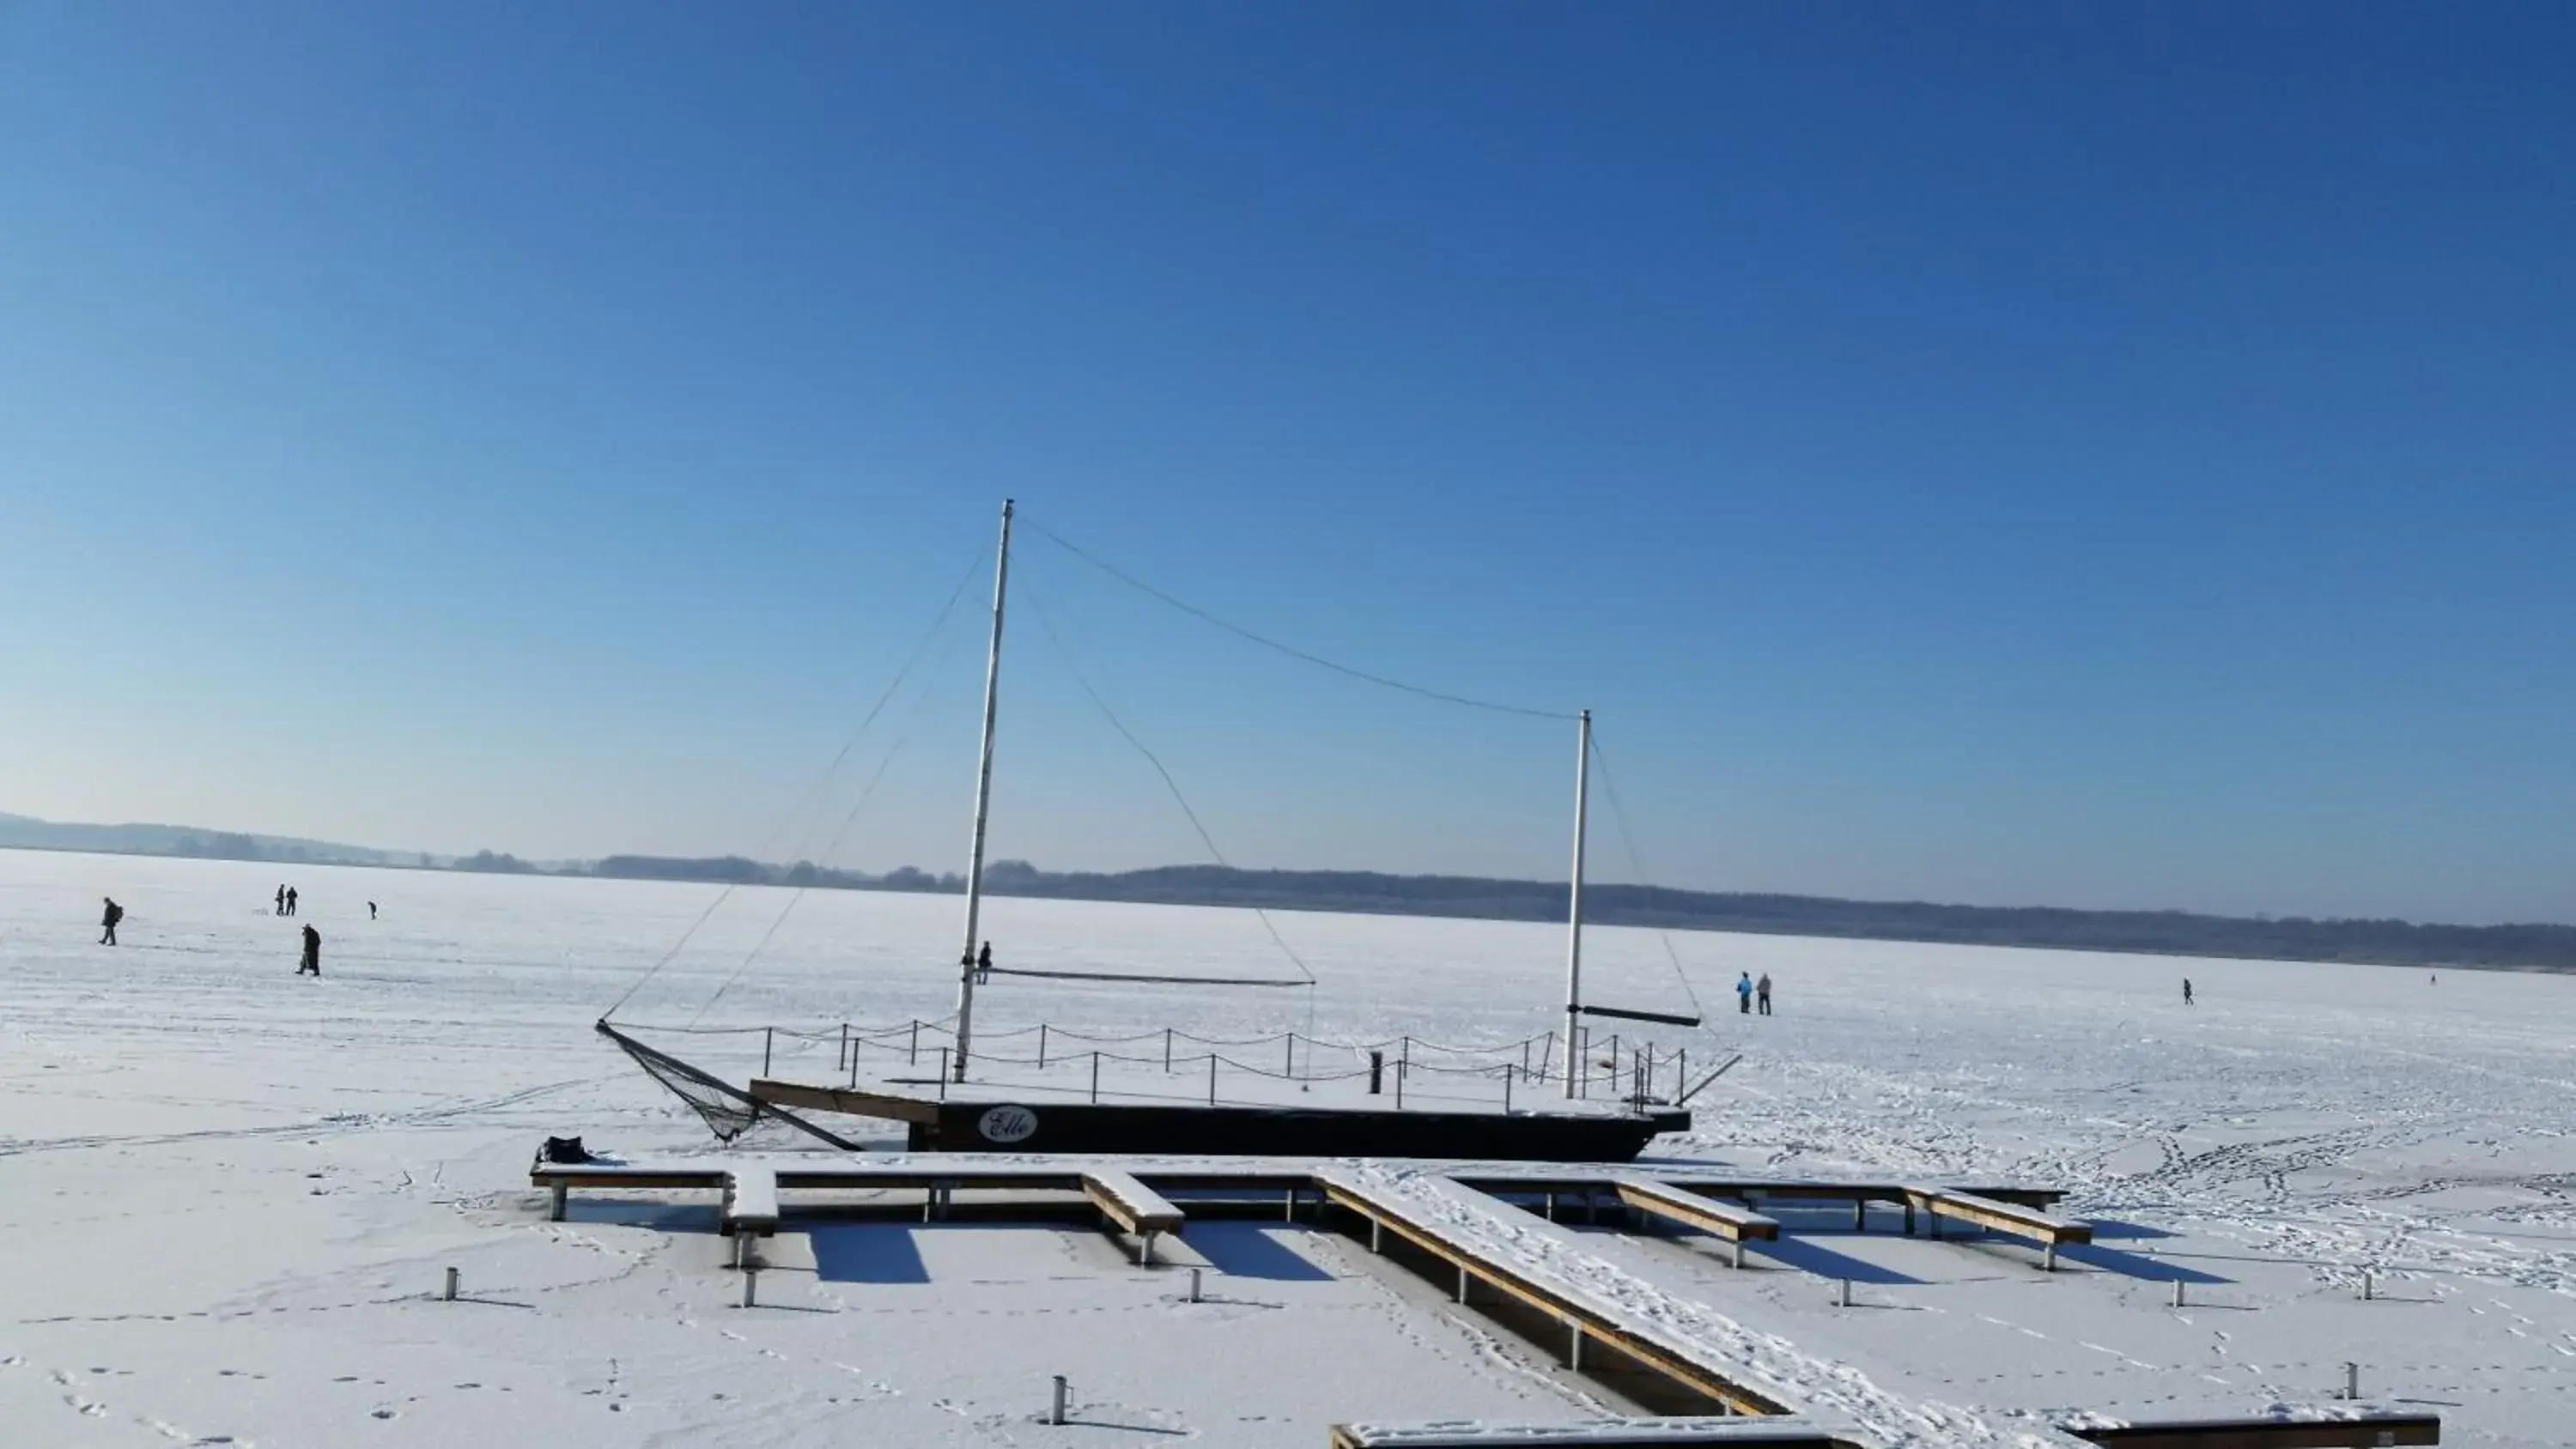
<box><xmin>2183</xmin><ymin>978</ymin><xmax>2194</xmax><ymax>1006</ymax></box>
<box><xmin>297</xmin><ymin>924</ymin><xmax>322</xmax><ymax>978</ymax></box>
<box><xmin>99</xmin><ymin>897</ymin><xmax>123</xmax><ymax>945</ymax></box>
<box><xmin>1735</xmin><ymin>971</ymin><xmax>1753</xmax><ymax>1014</ymax></box>
<box><xmin>368</xmin><ymin>901</ymin><xmax>377</xmax><ymax>920</ymax></box>
<box><xmin>975</xmin><ymin>941</ymin><xmax>993</xmax><ymax>983</ymax></box>
<box><xmin>1756</xmin><ymin>972</ymin><xmax>1772</xmax><ymax>1016</ymax></box>
<box><xmin>284</xmin><ymin>885</ymin><xmax>297</xmax><ymax>918</ymax></box>
<box><xmin>275</xmin><ymin>884</ymin><xmax>286</xmax><ymax>916</ymax></box>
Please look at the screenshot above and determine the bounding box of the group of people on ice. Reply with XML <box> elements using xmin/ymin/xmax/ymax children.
<box><xmin>92</xmin><ymin>887</ymin><xmax>361</xmax><ymax>978</ymax></box>
<box><xmin>1735</xmin><ymin>971</ymin><xmax>1773</xmax><ymax>1016</ymax></box>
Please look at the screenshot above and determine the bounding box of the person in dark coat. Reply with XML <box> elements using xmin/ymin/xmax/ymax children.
<box><xmin>298</xmin><ymin>924</ymin><xmax>321</xmax><ymax>977</ymax></box>
<box><xmin>2183</xmin><ymin>978</ymin><xmax>2194</xmax><ymax>1005</ymax></box>
<box><xmin>284</xmin><ymin>886</ymin><xmax>298</xmax><ymax>918</ymax></box>
<box><xmin>368</xmin><ymin>901</ymin><xmax>377</xmax><ymax>920</ymax></box>
<box><xmin>275</xmin><ymin>885</ymin><xmax>286</xmax><ymax>916</ymax></box>
<box><xmin>976</xmin><ymin>941</ymin><xmax>993</xmax><ymax>982</ymax></box>
<box><xmin>1755</xmin><ymin>973</ymin><xmax>1772</xmax><ymax>1016</ymax></box>
<box><xmin>100</xmin><ymin>897</ymin><xmax>124</xmax><ymax>945</ymax></box>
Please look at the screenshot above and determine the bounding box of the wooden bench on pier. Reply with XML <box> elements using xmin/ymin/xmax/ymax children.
<box><xmin>720</xmin><ymin>1166</ymin><xmax>781</xmax><ymax>1266</ymax></box>
<box><xmin>1908</xmin><ymin>1189</ymin><xmax>2093</xmax><ymax>1270</ymax></box>
<box><xmin>1611</xmin><ymin>1179</ymin><xmax>1781</xmax><ymax>1267</ymax></box>
<box><xmin>1080</xmin><ymin>1168</ymin><xmax>1186</xmax><ymax>1264</ymax></box>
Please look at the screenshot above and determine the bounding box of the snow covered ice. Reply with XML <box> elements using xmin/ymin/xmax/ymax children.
<box><xmin>5</xmin><ymin>849</ymin><xmax>2573</xmax><ymax>1446</ymax></box>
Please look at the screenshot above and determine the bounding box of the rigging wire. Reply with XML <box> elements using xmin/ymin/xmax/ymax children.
<box><xmin>1017</xmin><ymin>565</ymin><xmax>1318</xmax><ymax>991</ymax></box>
<box><xmin>1022</xmin><ymin>515</ymin><xmax>1575</xmax><ymax>722</ymax></box>
<box><xmin>599</xmin><ymin>543</ymin><xmax>993</xmax><ymax>1022</ymax></box>
<box><xmin>1584</xmin><ymin>728</ymin><xmax>1706</xmax><ymax>1021</ymax></box>
<box><xmin>687</xmin><ymin>614</ymin><xmax>974</xmax><ymax>1027</ymax></box>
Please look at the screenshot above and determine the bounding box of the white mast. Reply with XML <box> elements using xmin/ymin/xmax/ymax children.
<box><xmin>1563</xmin><ymin>707</ymin><xmax>1590</xmax><ymax>1098</ymax></box>
<box><xmin>951</xmin><ymin>499</ymin><xmax>1014</xmax><ymax>1082</ymax></box>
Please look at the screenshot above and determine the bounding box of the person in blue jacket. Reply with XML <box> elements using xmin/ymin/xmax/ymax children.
<box><xmin>1735</xmin><ymin>972</ymin><xmax>1754</xmax><ymax>1014</ymax></box>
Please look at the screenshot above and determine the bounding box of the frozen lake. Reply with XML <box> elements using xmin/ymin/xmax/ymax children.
<box><xmin>5</xmin><ymin>848</ymin><xmax>2573</xmax><ymax>1446</ymax></box>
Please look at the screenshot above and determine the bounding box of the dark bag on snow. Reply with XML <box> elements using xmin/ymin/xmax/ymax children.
<box><xmin>539</xmin><ymin>1136</ymin><xmax>592</xmax><ymax>1165</ymax></box>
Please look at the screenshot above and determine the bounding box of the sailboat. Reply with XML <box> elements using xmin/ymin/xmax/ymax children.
<box><xmin>602</xmin><ymin>500</ymin><xmax>1699</xmax><ymax>1161</ymax></box>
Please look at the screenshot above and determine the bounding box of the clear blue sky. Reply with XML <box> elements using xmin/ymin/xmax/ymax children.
<box><xmin>3</xmin><ymin>3</ymin><xmax>2570</xmax><ymax>924</ymax></box>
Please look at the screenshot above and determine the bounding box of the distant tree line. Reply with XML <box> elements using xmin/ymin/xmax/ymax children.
<box><xmin>562</xmin><ymin>855</ymin><xmax>2576</xmax><ymax>973</ymax></box>
<box><xmin>12</xmin><ymin>806</ymin><xmax>2573</xmax><ymax>972</ymax></box>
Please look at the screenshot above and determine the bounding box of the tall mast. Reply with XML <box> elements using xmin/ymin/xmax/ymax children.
<box><xmin>1562</xmin><ymin>707</ymin><xmax>1590</xmax><ymax>1097</ymax></box>
<box><xmin>951</xmin><ymin>499</ymin><xmax>1014</xmax><ymax>1081</ymax></box>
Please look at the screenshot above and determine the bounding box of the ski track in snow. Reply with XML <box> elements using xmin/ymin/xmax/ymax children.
<box><xmin>4</xmin><ymin>850</ymin><xmax>2574</xmax><ymax>1446</ymax></box>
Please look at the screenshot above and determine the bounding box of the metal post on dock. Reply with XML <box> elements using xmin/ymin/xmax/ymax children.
<box><xmin>908</xmin><ymin>1019</ymin><xmax>920</xmax><ymax>1066</ymax></box>
<box><xmin>742</xmin><ymin>1266</ymin><xmax>758</xmax><ymax>1308</ymax></box>
<box><xmin>848</xmin><ymin>1040</ymin><xmax>860</xmax><ymax>1088</ymax></box>
<box><xmin>1394</xmin><ymin>1052</ymin><xmax>1406</xmax><ymax>1109</ymax></box>
<box><xmin>1675</xmin><ymin>1048</ymin><xmax>1687</xmax><ymax>1102</ymax></box>
<box><xmin>1207</xmin><ymin>1053</ymin><xmax>1218</xmax><ymax>1106</ymax></box>
<box><xmin>1503</xmin><ymin>1064</ymin><xmax>1514</xmax><ymax>1114</ymax></box>
<box><xmin>1037</xmin><ymin>1023</ymin><xmax>1048</xmax><ymax>1069</ymax></box>
<box><xmin>2172</xmin><ymin>1280</ymin><xmax>2185</xmax><ymax>1308</ymax></box>
<box><xmin>838</xmin><ymin>1022</ymin><xmax>849</xmax><ymax>1073</ymax></box>
<box><xmin>1566</xmin><ymin>1319</ymin><xmax>1583</xmax><ymax>1371</ymax></box>
<box><xmin>1368</xmin><ymin>1050</ymin><xmax>1383</xmax><ymax>1095</ymax></box>
<box><xmin>1050</xmin><ymin>1375</ymin><xmax>1069</xmax><ymax>1425</ymax></box>
<box><xmin>1284</xmin><ymin>1032</ymin><xmax>1295</xmax><ymax>1080</ymax></box>
<box><xmin>1090</xmin><ymin>1051</ymin><xmax>1101</xmax><ymax>1103</ymax></box>
<box><xmin>442</xmin><ymin>1267</ymin><xmax>459</xmax><ymax>1302</ymax></box>
<box><xmin>1163</xmin><ymin>1027</ymin><xmax>1174</xmax><ymax>1071</ymax></box>
<box><xmin>762</xmin><ymin>1027</ymin><xmax>773</xmax><ymax>1078</ymax></box>
<box><xmin>1837</xmin><ymin>1278</ymin><xmax>1851</xmax><ymax>1308</ymax></box>
<box><xmin>1188</xmin><ymin>1268</ymin><xmax>1202</xmax><ymax>1303</ymax></box>
<box><xmin>939</xmin><ymin>1048</ymin><xmax>951</xmax><ymax>1100</ymax></box>
<box><xmin>2343</xmin><ymin>1362</ymin><xmax>2359</xmax><ymax>1400</ymax></box>
<box><xmin>2361</xmin><ymin>1270</ymin><xmax>2373</xmax><ymax>1300</ymax></box>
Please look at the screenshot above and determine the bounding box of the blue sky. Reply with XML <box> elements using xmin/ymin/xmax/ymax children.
<box><xmin>3</xmin><ymin>3</ymin><xmax>2570</xmax><ymax>923</ymax></box>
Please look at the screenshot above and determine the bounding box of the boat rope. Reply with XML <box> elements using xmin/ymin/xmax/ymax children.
<box><xmin>979</xmin><ymin>967</ymin><xmax>1315</xmax><ymax>988</ymax></box>
<box><xmin>1015</xmin><ymin>570</ymin><xmax>1318</xmax><ymax>991</ymax></box>
<box><xmin>1585</xmin><ymin>728</ymin><xmax>1707</xmax><ymax>1023</ymax></box>
<box><xmin>599</xmin><ymin>543</ymin><xmax>990</xmax><ymax>1022</ymax></box>
<box><xmin>1023</xmin><ymin>515</ymin><xmax>1574</xmax><ymax>722</ymax></box>
<box><xmin>686</xmin><ymin>635</ymin><xmax>965</xmax><ymax>1028</ymax></box>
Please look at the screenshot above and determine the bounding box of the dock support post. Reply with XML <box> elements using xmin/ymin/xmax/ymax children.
<box><xmin>1368</xmin><ymin>1051</ymin><xmax>1383</xmax><ymax>1095</ymax></box>
<box><xmin>1285</xmin><ymin>1033</ymin><xmax>1295</xmax><ymax>1079</ymax></box>
<box><xmin>1164</xmin><ymin>1028</ymin><xmax>1173</xmax><ymax>1071</ymax></box>
<box><xmin>1038</xmin><ymin>1023</ymin><xmax>1048</xmax><ymax>1069</ymax></box>
<box><xmin>1567</xmin><ymin>1319</ymin><xmax>1583</xmax><ymax>1370</ymax></box>
<box><xmin>1285</xmin><ymin>1187</ymin><xmax>1297</xmax><ymax>1222</ymax></box>
<box><xmin>1370</xmin><ymin>1218</ymin><xmax>1382</xmax><ymax>1253</ymax></box>
<box><xmin>2044</xmin><ymin>1241</ymin><xmax>2057</xmax><ymax>1272</ymax></box>
<box><xmin>939</xmin><ymin>1048</ymin><xmax>951</xmax><ymax>1100</ymax></box>
<box><xmin>1503</xmin><ymin>1065</ymin><xmax>1514</xmax><ymax>1114</ymax></box>
<box><xmin>1456</xmin><ymin>1264</ymin><xmax>1469</xmax><ymax>1303</ymax></box>
<box><xmin>839</xmin><ymin>1022</ymin><xmax>850</xmax><ymax>1072</ymax></box>
<box><xmin>2344</xmin><ymin>1362</ymin><xmax>2358</xmax><ymax>1400</ymax></box>
<box><xmin>1732</xmin><ymin>1240</ymin><xmax>1745</xmax><ymax>1270</ymax></box>
<box><xmin>2172</xmin><ymin>1280</ymin><xmax>2185</xmax><ymax>1308</ymax></box>
<box><xmin>1050</xmin><ymin>1375</ymin><xmax>1068</xmax><ymax>1425</ymax></box>
<box><xmin>908</xmin><ymin>1019</ymin><xmax>920</xmax><ymax>1066</ymax></box>
<box><xmin>2361</xmin><ymin>1270</ymin><xmax>2373</xmax><ymax>1300</ymax></box>
<box><xmin>549</xmin><ymin>1182</ymin><xmax>568</xmax><ymax>1222</ymax></box>
<box><xmin>762</xmin><ymin>1027</ymin><xmax>773</xmax><ymax>1077</ymax></box>
<box><xmin>443</xmin><ymin>1267</ymin><xmax>459</xmax><ymax>1301</ymax></box>
<box><xmin>1838</xmin><ymin>1278</ymin><xmax>1851</xmax><ymax>1307</ymax></box>
<box><xmin>1091</xmin><ymin>1051</ymin><xmax>1101</xmax><ymax>1104</ymax></box>
<box><xmin>1207</xmin><ymin>1053</ymin><xmax>1218</xmax><ymax>1106</ymax></box>
<box><xmin>741</xmin><ymin>1266</ymin><xmax>757</xmax><ymax>1307</ymax></box>
<box><xmin>1139</xmin><ymin>1231</ymin><xmax>1156</xmax><ymax>1266</ymax></box>
<box><xmin>1188</xmin><ymin>1267</ymin><xmax>1202</xmax><ymax>1302</ymax></box>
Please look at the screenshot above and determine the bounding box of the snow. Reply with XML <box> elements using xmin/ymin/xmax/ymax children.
<box><xmin>7</xmin><ymin>848</ymin><xmax>2574</xmax><ymax>1446</ymax></box>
